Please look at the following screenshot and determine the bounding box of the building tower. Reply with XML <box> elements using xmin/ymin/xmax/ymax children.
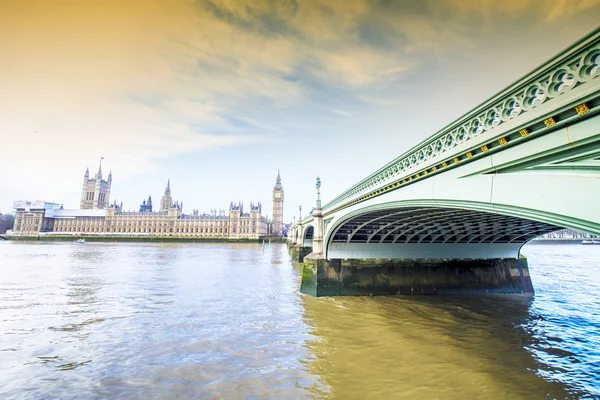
<box><xmin>80</xmin><ymin>158</ymin><xmax>112</xmax><ymax>209</ymax></box>
<box><xmin>272</xmin><ymin>170</ymin><xmax>284</xmax><ymax>236</ymax></box>
<box><xmin>160</xmin><ymin>180</ymin><xmax>173</xmax><ymax>212</ymax></box>
<box><xmin>139</xmin><ymin>195</ymin><xmax>153</xmax><ymax>213</ymax></box>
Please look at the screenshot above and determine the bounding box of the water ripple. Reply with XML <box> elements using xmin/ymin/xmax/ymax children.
<box><xmin>0</xmin><ymin>241</ymin><xmax>598</xmax><ymax>399</ymax></box>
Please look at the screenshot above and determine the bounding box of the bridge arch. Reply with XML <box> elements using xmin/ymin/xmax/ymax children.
<box><xmin>321</xmin><ymin>199</ymin><xmax>584</xmax><ymax>259</ymax></box>
<box><xmin>303</xmin><ymin>224</ymin><xmax>314</xmax><ymax>248</ymax></box>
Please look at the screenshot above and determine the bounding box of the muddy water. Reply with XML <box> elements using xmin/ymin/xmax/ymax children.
<box><xmin>0</xmin><ymin>241</ymin><xmax>598</xmax><ymax>399</ymax></box>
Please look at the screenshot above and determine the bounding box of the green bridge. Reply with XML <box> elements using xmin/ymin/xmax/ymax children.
<box><xmin>289</xmin><ymin>28</ymin><xmax>600</xmax><ymax>296</ymax></box>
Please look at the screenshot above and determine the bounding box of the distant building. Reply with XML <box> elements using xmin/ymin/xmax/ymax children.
<box><xmin>160</xmin><ymin>180</ymin><xmax>181</xmax><ymax>212</ymax></box>
<box><xmin>11</xmin><ymin>163</ymin><xmax>282</xmax><ymax>239</ymax></box>
<box><xmin>139</xmin><ymin>196</ymin><xmax>152</xmax><ymax>213</ymax></box>
<box><xmin>11</xmin><ymin>201</ymin><xmax>63</xmax><ymax>236</ymax></box>
<box><xmin>80</xmin><ymin>159</ymin><xmax>112</xmax><ymax>210</ymax></box>
<box><xmin>272</xmin><ymin>170</ymin><xmax>284</xmax><ymax>237</ymax></box>
<box><xmin>538</xmin><ymin>229</ymin><xmax>598</xmax><ymax>239</ymax></box>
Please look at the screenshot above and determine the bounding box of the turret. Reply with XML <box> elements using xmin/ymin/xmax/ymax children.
<box><xmin>96</xmin><ymin>157</ymin><xmax>104</xmax><ymax>179</ymax></box>
<box><xmin>160</xmin><ymin>180</ymin><xmax>173</xmax><ymax>212</ymax></box>
<box><xmin>274</xmin><ymin>169</ymin><xmax>283</xmax><ymax>190</ymax></box>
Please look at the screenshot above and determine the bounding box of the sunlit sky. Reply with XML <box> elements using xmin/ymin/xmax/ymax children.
<box><xmin>1</xmin><ymin>0</ymin><xmax>599</xmax><ymax>220</ymax></box>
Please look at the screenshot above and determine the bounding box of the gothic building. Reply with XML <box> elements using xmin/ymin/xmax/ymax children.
<box><xmin>272</xmin><ymin>170</ymin><xmax>284</xmax><ymax>237</ymax></box>
<box><xmin>12</xmin><ymin>164</ymin><xmax>280</xmax><ymax>239</ymax></box>
<box><xmin>159</xmin><ymin>180</ymin><xmax>182</xmax><ymax>212</ymax></box>
<box><xmin>139</xmin><ymin>196</ymin><xmax>153</xmax><ymax>213</ymax></box>
<box><xmin>80</xmin><ymin>159</ymin><xmax>112</xmax><ymax>209</ymax></box>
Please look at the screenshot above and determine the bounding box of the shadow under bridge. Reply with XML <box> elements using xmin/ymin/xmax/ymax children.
<box><xmin>327</xmin><ymin>206</ymin><xmax>561</xmax><ymax>259</ymax></box>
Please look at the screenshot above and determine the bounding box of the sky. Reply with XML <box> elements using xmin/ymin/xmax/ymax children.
<box><xmin>1</xmin><ymin>0</ymin><xmax>599</xmax><ymax>221</ymax></box>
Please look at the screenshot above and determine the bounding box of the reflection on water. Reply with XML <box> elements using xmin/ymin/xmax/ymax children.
<box><xmin>302</xmin><ymin>295</ymin><xmax>576</xmax><ymax>399</ymax></box>
<box><xmin>0</xmin><ymin>241</ymin><xmax>598</xmax><ymax>399</ymax></box>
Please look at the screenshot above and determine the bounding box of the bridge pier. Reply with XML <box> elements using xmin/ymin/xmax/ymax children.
<box><xmin>290</xmin><ymin>246</ymin><xmax>312</xmax><ymax>263</ymax></box>
<box><xmin>300</xmin><ymin>256</ymin><xmax>533</xmax><ymax>297</ymax></box>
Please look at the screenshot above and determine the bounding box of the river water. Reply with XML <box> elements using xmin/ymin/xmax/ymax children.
<box><xmin>0</xmin><ymin>241</ymin><xmax>598</xmax><ymax>399</ymax></box>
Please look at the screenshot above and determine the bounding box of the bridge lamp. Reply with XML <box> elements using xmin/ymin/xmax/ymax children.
<box><xmin>316</xmin><ymin>176</ymin><xmax>322</xmax><ymax>207</ymax></box>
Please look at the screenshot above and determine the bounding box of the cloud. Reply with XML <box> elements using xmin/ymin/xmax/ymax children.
<box><xmin>0</xmin><ymin>0</ymin><xmax>599</xmax><ymax>211</ymax></box>
<box><xmin>545</xmin><ymin>0</ymin><xmax>600</xmax><ymax>21</ymax></box>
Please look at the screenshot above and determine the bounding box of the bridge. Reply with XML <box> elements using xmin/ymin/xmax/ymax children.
<box><xmin>289</xmin><ymin>28</ymin><xmax>600</xmax><ymax>296</ymax></box>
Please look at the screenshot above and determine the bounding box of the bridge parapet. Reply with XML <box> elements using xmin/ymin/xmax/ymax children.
<box><xmin>314</xmin><ymin>28</ymin><xmax>600</xmax><ymax>217</ymax></box>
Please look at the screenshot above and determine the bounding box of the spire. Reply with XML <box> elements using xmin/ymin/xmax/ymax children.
<box><xmin>97</xmin><ymin>156</ymin><xmax>104</xmax><ymax>179</ymax></box>
<box><xmin>164</xmin><ymin>179</ymin><xmax>171</xmax><ymax>196</ymax></box>
<box><xmin>84</xmin><ymin>167</ymin><xmax>89</xmax><ymax>179</ymax></box>
<box><xmin>274</xmin><ymin>170</ymin><xmax>283</xmax><ymax>190</ymax></box>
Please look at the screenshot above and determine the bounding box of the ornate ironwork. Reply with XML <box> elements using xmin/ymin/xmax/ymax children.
<box><xmin>317</xmin><ymin>29</ymin><xmax>600</xmax><ymax>216</ymax></box>
<box><xmin>331</xmin><ymin>207</ymin><xmax>561</xmax><ymax>244</ymax></box>
<box><xmin>575</xmin><ymin>102</ymin><xmax>590</xmax><ymax>115</ymax></box>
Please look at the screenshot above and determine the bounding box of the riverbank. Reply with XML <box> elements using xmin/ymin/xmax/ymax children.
<box><xmin>5</xmin><ymin>235</ymin><xmax>287</xmax><ymax>244</ymax></box>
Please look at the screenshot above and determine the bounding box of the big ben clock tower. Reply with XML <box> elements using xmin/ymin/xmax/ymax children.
<box><xmin>272</xmin><ymin>170</ymin><xmax>284</xmax><ymax>236</ymax></box>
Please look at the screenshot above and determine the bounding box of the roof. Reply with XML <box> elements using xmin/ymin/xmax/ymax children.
<box><xmin>48</xmin><ymin>209</ymin><xmax>107</xmax><ymax>218</ymax></box>
<box><xmin>274</xmin><ymin>170</ymin><xmax>283</xmax><ymax>190</ymax></box>
<box><xmin>13</xmin><ymin>200</ymin><xmax>62</xmax><ymax>211</ymax></box>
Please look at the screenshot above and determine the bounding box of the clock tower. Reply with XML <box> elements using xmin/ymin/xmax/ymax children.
<box><xmin>272</xmin><ymin>170</ymin><xmax>284</xmax><ymax>237</ymax></box>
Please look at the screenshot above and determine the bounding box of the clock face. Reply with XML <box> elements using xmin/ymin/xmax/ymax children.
<box><xmin>275</xmin><ymin>193</ymin><xmax>281</xmax><ymax>198</ymax></box>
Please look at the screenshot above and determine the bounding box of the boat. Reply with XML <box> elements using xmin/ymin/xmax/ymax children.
<box><xmin>74</xmin><ymin>238</ymin><xmax>86</xmax><ymax>244</ymax></box>
<box><xmin>581</xmin><ymin>240</ymin><xmax>600</xmax><ymax>245</ymax></box>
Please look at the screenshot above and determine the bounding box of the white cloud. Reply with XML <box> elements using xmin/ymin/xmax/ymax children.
<box><xmin>1</xmin><ymin>0</ymin><xmax>599</xmax><ymax>212</ymax></box>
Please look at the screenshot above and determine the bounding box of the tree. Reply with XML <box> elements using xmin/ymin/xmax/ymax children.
<box><xmin>0</xmin><ymin>213</ymin><xmax>15</xmax><ymax>234</ymax></box>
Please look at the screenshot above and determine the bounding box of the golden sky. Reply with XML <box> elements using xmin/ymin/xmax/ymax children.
<box><xmin>1</xmin><ymin>0</ymin><xmax>599</xmax><ymax>212</ymax></box>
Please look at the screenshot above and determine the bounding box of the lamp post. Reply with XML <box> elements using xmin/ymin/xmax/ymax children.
<box><xmin>316</xmin><ymin>176</ymin><xmax>321</xmax><ymax>207</ymax></box>
<box><xmin>313</xmin><ymin>176</ymin><xmax>324</xmax><ymax>256</ymax></box>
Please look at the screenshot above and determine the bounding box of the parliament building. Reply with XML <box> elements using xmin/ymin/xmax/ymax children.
<box><xmin>12</xmin><ymin>162</ymin><xmax>284</xmax><ymax>239</ymax></box>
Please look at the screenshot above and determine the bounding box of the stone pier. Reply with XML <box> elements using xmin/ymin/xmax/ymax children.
<box><xmin>300</xmin><ymin>255</ymin><xmax>533</xmax><ymax>297</ymax></box>
<box><xmin>290</xmin><ymin>246</ymin><xmax>312</xmax><ymax>263</ymax></box>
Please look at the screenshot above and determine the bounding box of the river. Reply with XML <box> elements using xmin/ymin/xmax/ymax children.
<box><xmin>0</xmin><ymin>241</ymin><xmax>598</xmax><ymax>399</ymax></box>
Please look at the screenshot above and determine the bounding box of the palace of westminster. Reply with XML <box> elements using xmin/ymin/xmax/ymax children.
<box><xmin>11</xmin><ymin>161</ymin><xmax>285</xmax><ymax>239</ymax></box>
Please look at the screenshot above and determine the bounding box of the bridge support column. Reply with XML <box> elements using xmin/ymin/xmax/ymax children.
<box><xmin>287</xmin><ymin>226</ymin><xmax>296</xmax><ymax>249</ymax></box>
<box><xmin>291</xmin><ymin>246</ymin><xmax>312</xmax><ymax>263</ymax></box>
<box><xmin>300</xmin><ymin>256</ymin><xmax>533</xmax><ymax>297</ymax></box>
<box><xmin>311</xmin><ymin>203</ymin><xmax>324</xmax><ymax>257</ymax></box>
<box><xmin>295</xmin><ymin>220</ymin><xmax>303</xmax><ymax>246</ymax></box>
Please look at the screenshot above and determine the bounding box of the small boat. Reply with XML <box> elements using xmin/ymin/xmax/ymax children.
<box><xmin>581</xmin><ymin>240</ymin><xmax>600</xmax><ymax>245</ymax></box>
<box><xmin>74</xmin><ymin>238</ymin><xmax>86</xmax><ymax>244</ymax></box>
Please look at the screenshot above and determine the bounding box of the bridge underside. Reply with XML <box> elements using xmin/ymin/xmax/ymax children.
<box><xmin>300</xmin><ymin>206</ymin><xmax>563</xmax><ymax>297</ymax></box>
<box><xmin>328</xmin><ymin>207</ymin><xmax>562</xmax><ymax>259</ymax></box>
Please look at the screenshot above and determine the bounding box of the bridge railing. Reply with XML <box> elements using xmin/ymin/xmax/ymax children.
<box><xmin>314</xmin><ymin>28</ymin><xmax>600</xmax><ymax>218</ymax></box>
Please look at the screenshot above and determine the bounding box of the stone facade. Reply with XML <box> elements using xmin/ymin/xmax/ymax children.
<box><xmin>12</xmin><ymin>201</ymin><xmax>60</xmax><ymax>236</ymax></box>
<box><xmin>272</xmin><ymin>171</ymin><xmax>284</xmax><ymax>237</ymax></box>
<box><xmin>12</xmin><ymin>166</ymin><xmax>279</xmax><ymax>239</ymax></box>
<box><xmin>80</xmin><ymin>160</ymin><xmax>112</xmax><ymax>210</ymax></box>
